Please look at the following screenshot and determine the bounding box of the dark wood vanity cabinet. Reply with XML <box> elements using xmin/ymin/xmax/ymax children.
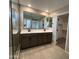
<box><xmin>21</xmin><ymin>34</ymin><xmax>31</xmax><ymax>49</ymax></box>
<box><xmin>30</xmin><ymin>34</ymin><xmax>38</xmax><ymax>47</ymax></box>
<box><xmin>20</xmin><ymin>33</ymin><xmax>52</xmax><ymax>50</ymax></box>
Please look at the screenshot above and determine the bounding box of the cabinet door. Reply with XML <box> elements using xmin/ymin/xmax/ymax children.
<box><xmin>42</xmin><ymin>33</ymin><xmax>48</xmax><ymax>44</ymax></box>
<box><xmin>38</xmin><ymin>33</ymin><xmax>44</xmax><ymax>45</ymax></box>
<box><xmin>47</xmin><ymin>33</ymin><xmax>52</xmax><ymax>43</ymax></box>
<box><xmin>30</xmin><ymin>34</ymin><xmax>38</xmax><ymax>47</ymax></box>
<box><xmin>43</xmin><ymin>33</ymin><xmax>52</xmax><ymax>44</ymax></box>
<box><xmin>21</xmin><ymin>34</ymin><xmax>30</xmax><ymax>49</ymax></box>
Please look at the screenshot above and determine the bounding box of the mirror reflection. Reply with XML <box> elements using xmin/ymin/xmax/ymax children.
<box><xmin>12</xmin><ymin>8</ymin><xmax>18</xmax><ymax>30</ymax></box>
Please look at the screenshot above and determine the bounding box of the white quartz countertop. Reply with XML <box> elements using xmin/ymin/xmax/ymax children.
<box><xmin>13</xmin><ymin>29</ymin><xmax>52</xmax><ymax>34</ymax></box>
<box><xmin>20</xmin><ymin>29</ymin><xmax>52</xmax><ymax>34</ymax></box>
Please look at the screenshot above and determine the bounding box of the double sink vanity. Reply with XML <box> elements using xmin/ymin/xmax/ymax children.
<box><xmin>20</xmin><ymin>30</ymin><xmax>52</xmax><ymax>50</ymax></box>
<box><xmin>13</xmin><ymin>29</ymin><xmax>52</xmax><ymax>50</ymax></box>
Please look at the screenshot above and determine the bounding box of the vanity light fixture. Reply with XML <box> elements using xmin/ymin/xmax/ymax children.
<box><xmin>27</xmin><ymin>4</ymin><xmax>32</xmax><ymax>7</ymax></box>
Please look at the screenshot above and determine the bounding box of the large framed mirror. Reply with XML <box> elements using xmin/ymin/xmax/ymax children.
<box><xmin>23</xmin><ymin>11</ymin><xmax>52</xmax><ymax>30</ymax></box>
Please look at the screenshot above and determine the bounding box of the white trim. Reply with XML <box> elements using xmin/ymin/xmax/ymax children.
<box><xmin>65</xmin><ymin>19</ymin><xmax>69</xmax><ymax>52</ymax></box>
<box><xmin>56</xmin><ymin>11</ymin><xmax>69</xmax><ymax>16</ymax></box>
<box><xmin>52</xmin><ymin>11</ymin><xmax>69</xmax><ymax>17</ymax></box>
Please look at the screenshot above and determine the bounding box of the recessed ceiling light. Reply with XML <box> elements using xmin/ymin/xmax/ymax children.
<box><xmin>27</xmin><ymin>4</ymin><xmax>32</xmax><ymax>7</ymax></box>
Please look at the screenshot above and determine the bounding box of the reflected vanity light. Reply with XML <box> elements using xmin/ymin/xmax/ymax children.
<box><xmin>40</xmin><ymin>12</ymin><xmax>48</xmax><ymax>16</ymax></box>
<box><xmin>25</xmin><ymin>7</ymin><xmax>34</xmax><ymax>13</ymax></box>
<box><xmin>50</xmin><ymin>12</ymin><xmax>57</xmax><ymax>16</ymax></box>
<box><xmin>45</xmin><ymin>10</ymin><xmax>49</xmax><ymax>12</ymax></box>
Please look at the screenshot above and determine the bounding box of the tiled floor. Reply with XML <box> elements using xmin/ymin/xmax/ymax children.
<box><xmin>20</xmin><ymin>44</ymin><xmax>69</xmax><ymax>59</ymax></box>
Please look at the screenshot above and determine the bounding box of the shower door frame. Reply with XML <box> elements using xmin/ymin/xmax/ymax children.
<box><xmin>9</xmin><ymin>0</ymin><xmax>21</xmax><ymax>59</ymax></box>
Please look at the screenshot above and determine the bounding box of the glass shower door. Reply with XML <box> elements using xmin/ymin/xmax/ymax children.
<box><xmin>9</xmin><ymin>0</ymin><xmax>20</xmax><ymax>59</ymax></box>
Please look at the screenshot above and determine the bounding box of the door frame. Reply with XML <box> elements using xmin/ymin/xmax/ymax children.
<box><xmin>52</xmin><ymin>11</ymin><xmax>69</xmax><ymax>51</ymax></box>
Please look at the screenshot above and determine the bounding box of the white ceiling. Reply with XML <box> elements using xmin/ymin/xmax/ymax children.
<box><xmin>12</xmin><ymin>0</ymin><xmax>69</xmax><ymax>13</ymax></box>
